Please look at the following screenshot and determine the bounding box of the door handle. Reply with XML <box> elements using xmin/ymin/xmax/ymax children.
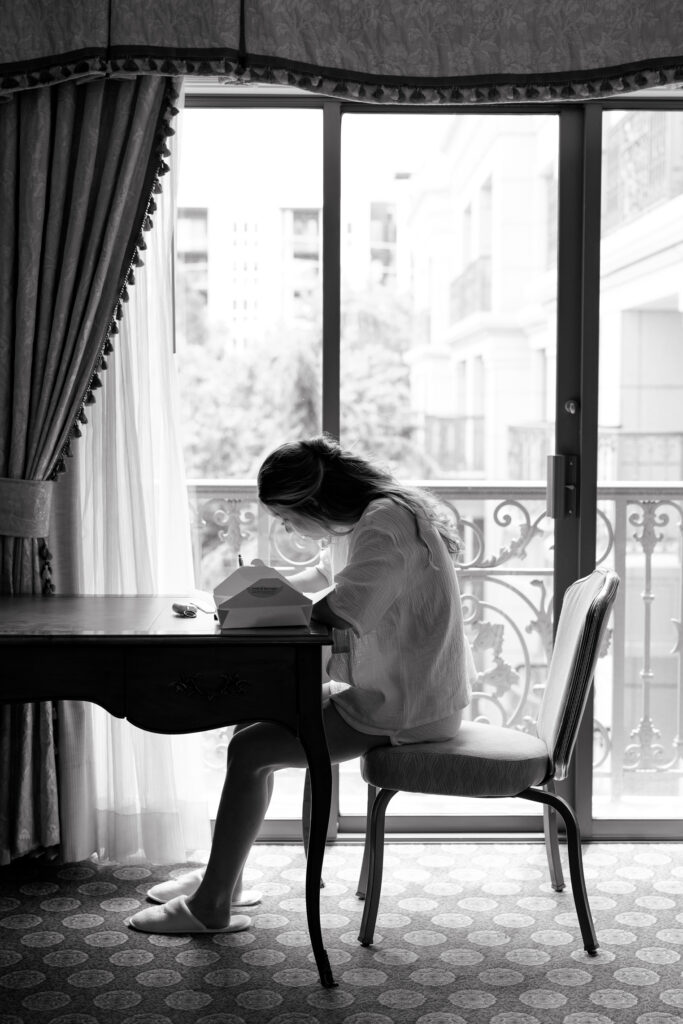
<box><xmin>547</xmin><ymin>454</ymin><xmax>579</xmax><ymax>518</ymax></box>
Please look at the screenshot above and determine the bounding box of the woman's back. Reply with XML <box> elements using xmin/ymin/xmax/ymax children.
<box><xmin>326</xmin><ymin>497</ymin><xmax>474</xmax><ymax>739</ymax></box>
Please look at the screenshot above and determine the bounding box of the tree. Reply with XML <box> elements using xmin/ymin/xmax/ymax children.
<box><xmin>340</xmin><ymin>284</ymin><xmax>441</xmax><ymax>477</ymax></box>
<box><xmin>176</xmin><ymin>282</ymin><xmax>440</xmax><ymax>480</ymax></box>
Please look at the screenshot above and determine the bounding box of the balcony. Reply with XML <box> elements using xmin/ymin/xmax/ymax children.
<box><xmin>187</xmin><ymin>478</ymin><xmax>683</xmax><ymax>819</ymax></box>
<box><xmin>449</xmin><ymin>254</ymin><xmax>492</xmax><ymax>323</ymax></box>
<box><xmin>603</xmin><ymin>109</ymin><xmax>683</xmax><ymax>234</ymax></box>
<box><xmin>509</xmin><ymin>424</ymin><xmax>683</xmax><ymax>481</ymax></box>
<box><xmin>424</xmin><ymin>414</ymin><xmax>485</xmax><ymax>473</ymax></box>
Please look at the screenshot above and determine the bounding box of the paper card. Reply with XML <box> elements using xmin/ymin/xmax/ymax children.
<box><xmin>213</xmin><ymin>561</ymin><xmax>313</xmax><ymax>629</ymax></box>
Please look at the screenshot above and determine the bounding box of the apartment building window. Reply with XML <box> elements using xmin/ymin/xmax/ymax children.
<box><xmin>462</xmin><ymin>201</ymin><xmax>472</xmax><ymax>266</ymax></box>
<box><xmin>176</xmin><ymin>207</ymin><xmax>208</xmax><ymax>349</ymax></box>
<box><xmin>479</xmin><ymin>177</ymin><xmax>492</xmax><ymax>257</ymax></box>
<box><xmin>369</xmin><ymin>200</ymin><xmax>397</xmax><ymax>286</ymax></box>
<box><xmin>544</xmin><ymin>164</ymin><xmax>558</xmax><ymax>269</ymax></box>
<box><xmin>283</xmin><ymin>207</ymin><xmax>321</xmax><ymax>323</ymax></box>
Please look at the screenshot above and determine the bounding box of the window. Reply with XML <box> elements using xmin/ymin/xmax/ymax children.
<box><xmin>175</xmin><ymin>87</ymin><xmax>683</xmax><ymax>841</ymax></box>
<box><xmin>175</xmin><ymin>108</ymin><xmax>323</xmax><ymax>484</ymax></box>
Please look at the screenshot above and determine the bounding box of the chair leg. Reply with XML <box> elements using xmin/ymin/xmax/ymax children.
<box><xmin>542</xmin><ymin>780</ymin><xmax>566</xmax><ymax>892</ymax></box>
<box><xmin>519</xmin><ymin>787</ymin><xmax>598</xmax><ymax>955</ymax></box>
<box><xmin>358</xmin><ymin>788</ymin><xmax>396</xmax><ymax>947</ymax></box>
<box><xmin>356</xmin><ymin>784</ymin><xmax>378</xmax><ymax>899</ymax></box>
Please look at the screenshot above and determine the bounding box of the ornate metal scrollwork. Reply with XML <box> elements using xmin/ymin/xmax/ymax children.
<box><xmin>449</xmin><ymin>498</ymin><xmax>549</xmax><ymax>571</ymax></box>
<box><xmin>269</xmin><ymin>517</ymin><xmax>320</xmax><ymax>568</ymax></box>
<box><xmin>595</xmin><ymin>506</ymin><xmax>615</xmax><ymax>566</ymax></box>
<box><xmin>480</xmin><ymin>500</ymin><xmax>548</xmax><ymax>569</ymax></box>
<box><xmin>526</xmin><ymin>579</ymin><xmax>554</xmax><ymax>664</ymax></box>
<box><xmin>188</xmin><ymin>488</ymin><xmax>261</xmax><ymax>588</ymax></box>
<box><xmin>213</xmin><ymin>501</ymin><xmax>254</xmax><ymax>551</ymax></box>
<box><xmin>593</xmin><ymin>721</ymin><xmax>612</xmax><ymax>768</ymax></box>
<box><xmin>185</xmin><ymin>481</ymin><xmax>683</xmax><ymax>802</ymax></box>
<box><xmin>170</xmin><ymin>671</ymin><xmax>247</xmax><ymax>701</ymax></box>
<box><xmin>629</xmin><ymin>500</ymin><xmax>668</xmax><ymax>557</ymax></box>
<box><xmin>620</xmin><ymin>498</ymin><xmax>683</xmax><ymax>774</ymax></box>
<box><xmin>623</xmin><ymin>715</ymin><xmax>667</xmax><ymax>771</ymax></box>
<box><xmin>462</xmin><ymin>579</ymin><xmax>547</xmax><ymax>731</ymax></box>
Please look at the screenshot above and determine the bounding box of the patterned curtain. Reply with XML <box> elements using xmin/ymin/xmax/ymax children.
<box><xmin>2</xmin><ymin>0</ymin><xmax>683</xmax><ymax>104</ymax></box>
<box><xmin>0</xmin><ymin>74</ymin><xmax>179</xmax><ymax>863</ymax></box>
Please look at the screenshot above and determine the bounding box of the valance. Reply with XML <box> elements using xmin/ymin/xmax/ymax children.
<box><xmin>3</xmin><ymin>0</ymin><xmax>683</xmax><ymax>104</ymax></box>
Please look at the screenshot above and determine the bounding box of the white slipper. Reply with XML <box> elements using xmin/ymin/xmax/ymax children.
<box><xmin>126</xmin><ymin>895</ymin><xmax>251</xmax><ymax>934</ymax></box>
<box><xmin>231</xmin><ymin>888</ymin><xmax>262</xmax><ymax>908</ymax></box>
<box><xmin>146</xmin><ymin>869</ymin><xmax>262</xmax><ymax>908</ymax></box>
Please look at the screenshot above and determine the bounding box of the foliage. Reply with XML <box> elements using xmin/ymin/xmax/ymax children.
<box><xmin>176</xmin><ymin>283</ymin><xmax>440</xmax><ymax>480</ymax></box>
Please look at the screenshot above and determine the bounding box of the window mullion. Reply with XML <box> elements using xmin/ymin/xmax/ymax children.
<box><xmin>322</xmin><ymin>101</ymin><xmax>342</xmax><ymax>439</ymax></box>
<box><xmin>554</xmin><ymin>105</ymin><xmax>603</xmax><ymax>838</ymax></box>
<box><xmin>573</xmin><ymin>103</ymin><xmax>603</xmax><ymax>840</ymax></box>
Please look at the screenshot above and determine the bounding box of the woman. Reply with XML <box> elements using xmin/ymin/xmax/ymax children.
<box><xmin>128</xmin><ymin>435</ymin><xmax>474</xmax><ymax>934</ymax></box>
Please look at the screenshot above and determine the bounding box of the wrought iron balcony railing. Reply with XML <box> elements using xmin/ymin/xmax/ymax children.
<box><xmin>424</xmin><ymin>415</ymin><xmax>485</xmax><ymax>473</ymax></box>
<box><xmin>187</xmin><ymin>479</ymin><xmax>683</xmax><ymax>806</ymax></box>
<box><xmin>509</xmin><ymin>424</ymin><xmax>683</xmax><ymax>482</ymax></box>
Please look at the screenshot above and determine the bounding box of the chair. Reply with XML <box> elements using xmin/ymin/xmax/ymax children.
<box><xmin>356</xmin><ymin>567</ymin><xmax>620</xmax><ymax>955</ymax></box>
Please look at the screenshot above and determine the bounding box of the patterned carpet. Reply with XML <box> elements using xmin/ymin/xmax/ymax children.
<box><xmin>1</xmin><ymin>841</ymin><xmax>682</xmax><ymax>1024</ymax></box>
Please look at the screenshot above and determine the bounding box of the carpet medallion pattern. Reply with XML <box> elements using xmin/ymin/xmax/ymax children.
<box><xmin>0</xmin><ymin>842</ymin><xmax>682</xmax><ymax>1024</ymax></box>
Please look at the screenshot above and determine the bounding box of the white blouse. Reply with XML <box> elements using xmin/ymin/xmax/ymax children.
<box><xmin>323</xmin><ymin>497</ymin><xmax>475</xmax><ymax>741</ymax></box>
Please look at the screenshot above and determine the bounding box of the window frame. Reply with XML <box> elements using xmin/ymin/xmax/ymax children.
<box><xmin>183</xmin><ymin>86</ymin><xmax>683</xmax><ymax>842</ymax></box>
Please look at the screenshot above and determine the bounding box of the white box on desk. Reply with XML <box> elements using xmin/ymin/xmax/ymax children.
<box><xmin>213</xmin><ymin>562</ymin><xmax>312</xmax><ymax>629</ymax></box>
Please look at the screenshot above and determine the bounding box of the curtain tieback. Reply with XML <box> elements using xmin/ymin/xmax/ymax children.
<box><xmin>0</xmin><ymin>477</ymin><xmax>54</xmax><ymax>537</ymax></box>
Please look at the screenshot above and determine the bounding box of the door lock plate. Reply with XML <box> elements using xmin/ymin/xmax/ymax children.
<box><xmin>547</xmin><ymin>454</ymin><xmax>579</xmax><ymax>519</ymax></box>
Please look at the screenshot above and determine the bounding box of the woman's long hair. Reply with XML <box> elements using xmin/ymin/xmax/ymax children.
<box><xmin>257</xmin><ymin>435</ymin><xmax>461</xmax><ymax>556</ymax></box>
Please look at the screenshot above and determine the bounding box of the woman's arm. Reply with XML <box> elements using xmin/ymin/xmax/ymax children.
<box><xmin>287</xmin><ymin>565</ymin><xmax>330</xmax><ymax>593</ymax></box>
<box><xmin>311</xmin><ymin>593</ymin><xmax>352</xmax><ymax>630</ymax></box>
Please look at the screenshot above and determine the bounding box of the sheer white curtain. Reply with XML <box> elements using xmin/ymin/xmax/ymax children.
<box><xmin>60</xmin><ymin>104</ymin><xmax>212</xmax><ymax>864</ymax></box>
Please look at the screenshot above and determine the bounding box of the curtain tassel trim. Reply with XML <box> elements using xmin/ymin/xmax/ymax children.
<box><xmin>1</xmin><ymin>52</ymin><xmax>681</xmax><ymax>105</ymax></box>
<box><xmin>39</xmin><ymin>539</ymin><xmax>55</xmax><ymax>594</ymax></box>
<box><xmin>47</xmin><ymin>76</ymin><xmax>182</xmax><ymax>482</ymax></box>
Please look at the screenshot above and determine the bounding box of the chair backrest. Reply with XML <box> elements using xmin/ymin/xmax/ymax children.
<box><xmin>536</xmin><ymin>567</ymin><xmax>620</xmax><ymax>781</ymax></box>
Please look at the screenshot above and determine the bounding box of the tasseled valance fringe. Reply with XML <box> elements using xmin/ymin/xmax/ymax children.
<box><xmin>2</xmin><ymin>53</ymin><xmax>683</xmax><ymax>106</ymax></box>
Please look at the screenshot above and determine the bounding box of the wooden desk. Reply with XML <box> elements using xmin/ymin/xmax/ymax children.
<box><xmin>0</xmin><ymin>595</ymin><xmax>337</xmax><ymax>988</ymax></box>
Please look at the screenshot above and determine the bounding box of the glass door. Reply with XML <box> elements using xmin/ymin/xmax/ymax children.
<box><xmin>174</xmin><ymin>105</ymin><xmax>324</xmax><ymax>828</ymax></box>
<box><xmin>592</xmin><ymin>106</ymin><xmax>683</xmax><ymax>834</ymax></box>
<box><xmin>337</xmin><ymin>111</ymin><xmax>561</xmax><ymax>829</ymax></box>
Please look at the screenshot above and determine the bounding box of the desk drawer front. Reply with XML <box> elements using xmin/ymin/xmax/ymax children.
<box><xmin>1</xmin><ymin>646</ymin><xmax>126</xmax><ymax>716</ymax></box>
<box><xmin>126</xmin><ymin>647</ymin><xmax>299</xmax><ymax>734</ymax></box>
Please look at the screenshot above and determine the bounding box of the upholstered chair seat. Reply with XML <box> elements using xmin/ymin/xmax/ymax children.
<box><xmin>362</xmin><ymin>721</ymin><xmax>551</xmax><ymax>798</ymax></box>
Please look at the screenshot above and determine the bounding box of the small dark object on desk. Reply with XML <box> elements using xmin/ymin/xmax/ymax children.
<box><xmin>172</xmin><ymin>602</ymin><xmax>197</xmax><ymax>618</ymax></box>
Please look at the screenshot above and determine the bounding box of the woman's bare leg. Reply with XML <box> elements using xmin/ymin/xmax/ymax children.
<box><xmin>189</xmin><ymin>725</ymin><xmax>272</xmax><ymax>903</ymax></box>
<box><xmin>231</xmin><ymin>772</ymin><xmax>272</xmax><ymax>900</ymax></box>
<box><xmin>230</xmin><ymin>723</ymin><xmax>271</xmax><ymax>901</ymax></box>
<box><xmin>186</xmin><ymin>704</ymin><xmax>386</xmax><ymax>928</ymax></box>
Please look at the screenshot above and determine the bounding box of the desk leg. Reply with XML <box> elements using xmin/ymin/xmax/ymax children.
<box><xmin>296</xmin><ymin>648</ymin><xmax>337</xmax><ymax>989</ymax></box>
